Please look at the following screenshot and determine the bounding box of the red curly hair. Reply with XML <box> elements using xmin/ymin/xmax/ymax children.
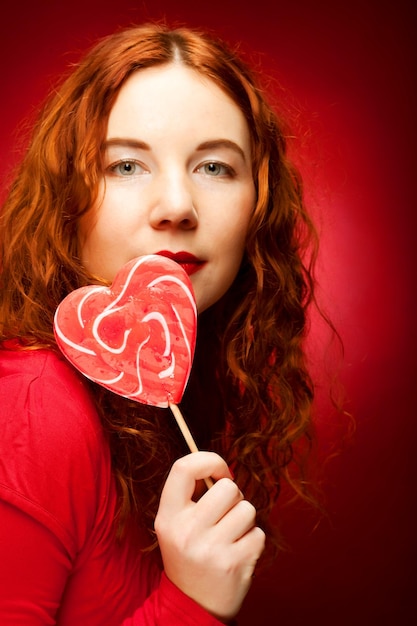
<box><xmin>0</xmin><ymin>23</ymin><xmax>320</xmax><ymax>554</ymax></box>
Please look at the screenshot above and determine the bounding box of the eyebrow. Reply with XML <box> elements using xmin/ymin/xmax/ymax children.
<box><xmin>196</xmin><ymin>139</ymin><xmax>247</xmax><ymax>161</ymax></box>
<box><xmin>103</xmin><ymin>138</ymin><xmax>247</xmax><ymax>160</ymax></box>
<box><xmin>104</xmin><ymin>138</ymin><xmax>150</xmax><ymax>150</ymax></box>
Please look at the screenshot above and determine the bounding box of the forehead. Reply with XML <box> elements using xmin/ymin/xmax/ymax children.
<box><xmin>106</xmin><ymin>63</ymin><xmax>251</xmax><ymax>145</ymax></box>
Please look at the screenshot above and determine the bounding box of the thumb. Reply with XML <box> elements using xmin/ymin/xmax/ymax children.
<box><xmin>160</xmin><ymin>451</ymin><xmax>232</xmax><ymax>512</ymax></box>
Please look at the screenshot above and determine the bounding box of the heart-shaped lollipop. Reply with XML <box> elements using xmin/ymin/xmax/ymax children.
<box><xmin>53</xmin><ymin>255</ymin><xmax>197</xmax><ymax>408</ymax></box>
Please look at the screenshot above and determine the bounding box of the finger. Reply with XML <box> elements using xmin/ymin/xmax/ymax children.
<box><xmin>195</xmin><ymin>477</ymin><xmax>244</xmax><ymax>526</ymax></box>
<box><xmin>214</xmin><ymin>498</ymin><xmax>258</xmax><ymax>543</ymax></box>
<box><xmin>231</xmin><ymin>525</ymin><xmax>266</xmax><ymax>572</ymax></box>
<box><xmin>160</xmin><ymin>451</ymin><xmax>232</xmax><ymax>512</ymax></box>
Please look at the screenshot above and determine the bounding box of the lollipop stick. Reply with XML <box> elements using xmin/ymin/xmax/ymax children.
<box><xmin>169</xmin><ymin>402</ymin><xmax>214</xmax><ymax>489</ymax></box>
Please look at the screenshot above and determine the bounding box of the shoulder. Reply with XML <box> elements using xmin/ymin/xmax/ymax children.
<box><xmin>0</xmin><ymin>347</ymin><xmax>104</xmax><ymax>459</ymax></box>
<box><xmin>0</xmin><ymin>346</ymin><xmax>113</xmax><ymax>554</ymax></box>
<box><xmin>1</xmin><ymin>345</ymin><xmax>101</xmax><ymax>433</ymax></box>
<box><xmin>1</xmin><ymin>344</ymin><xmax>97</xmax><ymax>410</ymax></box>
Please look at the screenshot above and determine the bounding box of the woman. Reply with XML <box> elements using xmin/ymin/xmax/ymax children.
<box><xmin>0</xmin><ymin>23</ymin><xmax>318</xmax><ymax>624</ymax></box>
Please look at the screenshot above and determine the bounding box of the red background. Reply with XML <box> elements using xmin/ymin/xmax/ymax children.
<box><xmin>1</xmin><ymin>1</ymin><xmax>415</xmax><ymax>623</ymax></box>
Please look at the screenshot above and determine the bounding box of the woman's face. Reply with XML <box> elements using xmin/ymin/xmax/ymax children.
<box><xmin>79</xmin><ymin>63</ymin><xmax>256</xmax><ymax>312</ymax></box>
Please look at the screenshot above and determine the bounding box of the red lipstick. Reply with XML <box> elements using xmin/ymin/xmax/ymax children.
<box><xmin>156</xmin><ymin>251</ymin><xmax>206</xmax><ymax>276</ymax></box>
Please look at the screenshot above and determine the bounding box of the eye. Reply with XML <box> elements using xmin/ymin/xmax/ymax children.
<box><xmin>197</xmin><ymin>161</ymin><xmax>235</xmax><ymax>177</ymax></box>
<box><xmin>107</xmin><ymin>160</ymin><xmax>148</xmax><ymax>177</ymax></box>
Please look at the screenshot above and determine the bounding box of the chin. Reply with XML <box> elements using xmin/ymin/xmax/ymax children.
<box><xmin>193</xmin><ymin>277</ymin><xmax>233</xmax><ymax>315</ymax></box>
<box><xmin>195</xmin><ymin>290</ymin><xmax>228</xmax><ymax>315</ymax></box>
<box><xmin>194</xmin><ymin>293</ymin><xmax>213</xmax><ymax>314</ymax></box>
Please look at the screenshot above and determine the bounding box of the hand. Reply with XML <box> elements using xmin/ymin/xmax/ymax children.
<box><xmin>154</xmin><ymin>451</ymin><xmax>265</xmax><ymax>622</ymax></box>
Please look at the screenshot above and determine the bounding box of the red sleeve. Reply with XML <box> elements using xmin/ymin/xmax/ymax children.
<box><xmin>0</xmin><ymin>499</ymin><xmax>71</xmax><ymax>624</ymax></box>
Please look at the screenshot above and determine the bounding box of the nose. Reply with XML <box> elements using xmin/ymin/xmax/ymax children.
<box><xmin>149</xmin><ymin>170</ymin><xmax>198</xmax><ymax>230</ymax></box>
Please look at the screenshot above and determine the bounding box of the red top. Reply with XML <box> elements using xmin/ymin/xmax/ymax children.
<box><xmin>0</xmin><ymin>344</ymin><xmax>223</xmax><ymax>625</ymax></box>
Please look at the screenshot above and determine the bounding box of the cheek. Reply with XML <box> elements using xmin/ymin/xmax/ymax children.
<box><xmin>229</xmin><ymin>211</ymin><xmax>252</xmax><ymax>259</ymax></box>
<box><xmin>77</xmin><ymin>204</ymin><xmax>116</xmax><ymax>271</ymax></box>
<box><xmin>79</xmin><ymin>198</ymin><xmax>121</xmax><ymax>248</ymax></box>
<box><xmin>220</xmin><ymin>186</ymin><xmax>254</xmax><ymax>240</ymax></box>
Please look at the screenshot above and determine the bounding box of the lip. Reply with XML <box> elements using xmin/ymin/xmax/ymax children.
<box><xmin>156</xmin><ymin>250</ymin><xmax>206</xmax><ymax>276</ymax></box>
